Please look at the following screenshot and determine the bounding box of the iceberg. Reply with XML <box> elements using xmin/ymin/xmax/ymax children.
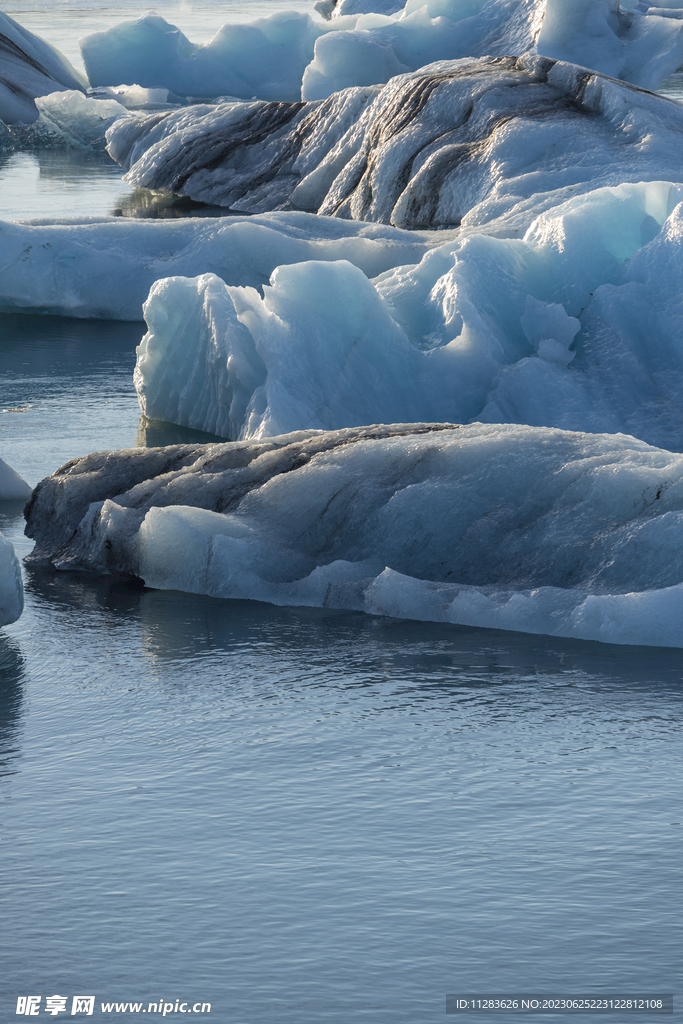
<box><xmin>107</xmin><ymin>85</ymin><xmax>376</xmax><ymax>215</ymax></box>
<box><xmin>0</xmin><ymin>457</ymin><xmax>32</xmax><ymax>501</ymax></box>
<box><xmin>79</xmin><ymin>10</ymin><xmax>347</xmax><ymax>104</ymax></box>
<box><xmin>33</xmin><ymin>90</ymin><xmax>131</xmax><ymax>150</ymax></box>
<box><xmin>79</xmin><ymin>1</ymin><xmax>683</xmax><ymax>105</ymax></box>
<box><xmin>23</xmin><ymin>422</ymin><xmax>683</xmax><ymax>648</ymax></box>
<box><xmin>133</xmin><ymin>181</ymin><xmax>683</xmax><ymax>450</ymax></box>
<box><xmin>304</xmin><ymin>0</ymin><xmax>683</xmax><ymax>99</ymax></box>
<box><xmin>0</xmin><ymin>212</ymin><xmax>428</xmax><ymax>320</ymax></box>
<box><xmin>107</xmin><ymin>56</ymin><xmax>683</xmax><ymax>231</ymax></box>
<box><xmin>0</xmin><ymin>459</ymin><xmax>27</xmax><ymax>629</ymax></box>
<box><xmin>0</xmin><ymin>11</ymin><xmax>87</xmax><ymax>125</ymax></box>
<box><xmin>0</xmin><ymin>532</ymin><xmax>23</xmax><ymax>627</ymax></box>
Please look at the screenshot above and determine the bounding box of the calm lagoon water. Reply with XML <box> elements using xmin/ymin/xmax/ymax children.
<box><xmin>1</xmin><ymin>4</ymin><xmax>682</xmax><ymax>1023</ymax></box>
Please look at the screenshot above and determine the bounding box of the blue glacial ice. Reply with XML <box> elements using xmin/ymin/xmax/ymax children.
<box><xmin>0</xmin><ymin>531</ymin><xmax>23</xmax><ymax>627</ymax></box>
<box><xmin>0</xmin><ymin>457</ymin><xmax>31</xmax><ymax>501</ymax></box>
<box><xmin>0</xmin><ymin>458</ymin><xmax>29</xmax><ymax>628</ymax></box>
<box><xmin>134</xmin><ymin>181</ymin><xmax>683</xmax><ymax>451</ymax></box>
<box><xmin>24</xmin><ymin>423</ymin><xmax>683</xmax><ymax>648</ymax></box>
<box><xmin>78</xmin><ymin>0</ymin><xmax>683</xmax><ymax>103</ymax></box>
<box><xmin>106</xmin><ymin>56</ymin><xmax>683</xmax><ymax>230</ymax></box>
<box><xmin>0</xmin><ymin>212</ymin><xmax>428</xmax><ymax>320</ymax></box>
<box><xmin>79</xmin><ymin>10</ymin><xmax>345</xmax><ymax>104</ymax></box>
<box><xmin>0</xmin><ymin>11</ymin><xmax>87</xmax><ymax>125</ymax></box>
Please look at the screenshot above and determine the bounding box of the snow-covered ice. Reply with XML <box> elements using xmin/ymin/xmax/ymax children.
<box><xmin>0</xmin><ymin>11</ymin><xmax>87</xmax><ymax>125</ymax></box>
<box><xmin>107</xmin><ymin>56</ymin><xmax>683</xmax><ymax>231</ymax></box>
<box><xmin>133</xmin><ymin>181</ymin><xmax>683</xmax><ymax>450</ymax></box>
<box><xmin>0</xmin><ymin>212</ymin><xmax>428</xmax><ymax>319</ymax></box>
<box><xmin>24</xmin><ymin>422</ymin><xmax>683</xmax><ymax>648</ymax></box>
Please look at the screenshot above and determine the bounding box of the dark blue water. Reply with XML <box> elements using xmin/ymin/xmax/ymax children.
<box><xmin>1</xmin><ymin>314</ymin><xmax>682</xmax><ymax>1023</ymax></box>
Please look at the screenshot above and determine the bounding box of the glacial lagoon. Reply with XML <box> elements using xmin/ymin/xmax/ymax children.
<box><xmin>1</xmin><ymin>2</ymin><xmax>683</xmax><ymax>1021</ymax></box>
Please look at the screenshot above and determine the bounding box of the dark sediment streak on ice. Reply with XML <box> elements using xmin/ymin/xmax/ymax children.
<box><xmin>23</xmin><ymin>422</ymin><xmax>683</xmax><ymax>647</ymax></box>
<box><xmin>107</xmin><ymin>54</ymin><xmax>683</xmax><ymax>231</ymax></box>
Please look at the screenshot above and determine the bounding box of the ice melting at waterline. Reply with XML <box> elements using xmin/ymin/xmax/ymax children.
<box><xmin>24</xmin><ymin>423</ymin><xmax>683</xmax><ymax>648</ymax></box>
<box><xmin>5</xmin><ymin>0</ymin><xmax>683</xmax><ymax>644</ymax></box>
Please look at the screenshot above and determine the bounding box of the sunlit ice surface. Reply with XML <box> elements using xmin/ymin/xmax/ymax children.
<box><xmin>4</xmin><ymin>1</ymin><xmax>315</xmax><ymax>75</ymax></box>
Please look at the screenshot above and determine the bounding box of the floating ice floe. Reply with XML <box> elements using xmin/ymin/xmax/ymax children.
<box><xmin>107</xmin><ymin>56</ymin><xmax>683</xmax><ymax>231</ymax></box>
<box><xmin>134</xmin><ymin>180</ymin><xmax>683</xmax><ymax>450</ymax></box>
<box><xmin>0</xmin><ymin>212</ymin><xmax>428</xmax><ymax>319</ymax></box>
<box><xmin>79</xmin><ymin>0</ymin><xmax>683</xmax><ymax>104</ymax></box>
<box><xmin>0</xmin><ymin>11</ymin><xmax>87</xmax><ymax>125</ymax></box>
<box><xmin>23</xmin><ymin>422</ymin><xmax>683</xmax><ymax>648</ymax></box>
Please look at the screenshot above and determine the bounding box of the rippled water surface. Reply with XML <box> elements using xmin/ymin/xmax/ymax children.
<box><xmin>1</xmin><ymin>0</ymin><xmax>683</xmax><ymax>1019</ymax></box>
<box><xmin>1</xmin><ymin>315</ymin><xmax>682</xmax><ymax>1023</ymax></box>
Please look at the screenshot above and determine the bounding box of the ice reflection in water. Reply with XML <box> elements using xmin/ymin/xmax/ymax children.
<box><xmin>1</xmin><ymin>564</ymin><xmax>682</xmax><ymax>1019</ymax></box>
<box><xmin>0</xmin><ymin>150</ymin><xmax>234</xmax><ymax>221</ymax></box>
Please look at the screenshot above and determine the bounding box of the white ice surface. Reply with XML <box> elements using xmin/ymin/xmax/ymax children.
<box><xmin>78</xmin><ymin>0</ymin><xmax>683</xmax><ymax>105</ymax></box>
<box><xmin>0</xmin><ymin>10</ymin><xmax>87</xmax><ymax>125</ymax></box>
<box><xmin>134</xmin><ymin>181</ymin><xmax>683</xmax><ymax>451</ymax></box>
<box><xmin>107</xmin><ymin>56</ymin><xmax>683</xmax><ymax>231</ymax></box>
<box><xmin>0</xmin><ymin>212</ymin><xmax>428</xmax><ymax>320</ymax></box>
<box><xmin>24</xmin><ymin>423</ymin><xmax>683</xmax><ymax>648</ymax></box>
<box><xmin>0</xmin><ymin>531</ymin><xmax>23</xmax><ymax>627</ymax></box>
<box><xmin>0</xmin><ymin>457</ymin><xmax>32</xmax><ymax>501</ymax></box>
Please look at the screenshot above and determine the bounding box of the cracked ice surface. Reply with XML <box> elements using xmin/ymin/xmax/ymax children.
<box><xmin>24</xmin><ymin>422</ymin><xmax>683</xmax><ymax>647</ymax></box>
